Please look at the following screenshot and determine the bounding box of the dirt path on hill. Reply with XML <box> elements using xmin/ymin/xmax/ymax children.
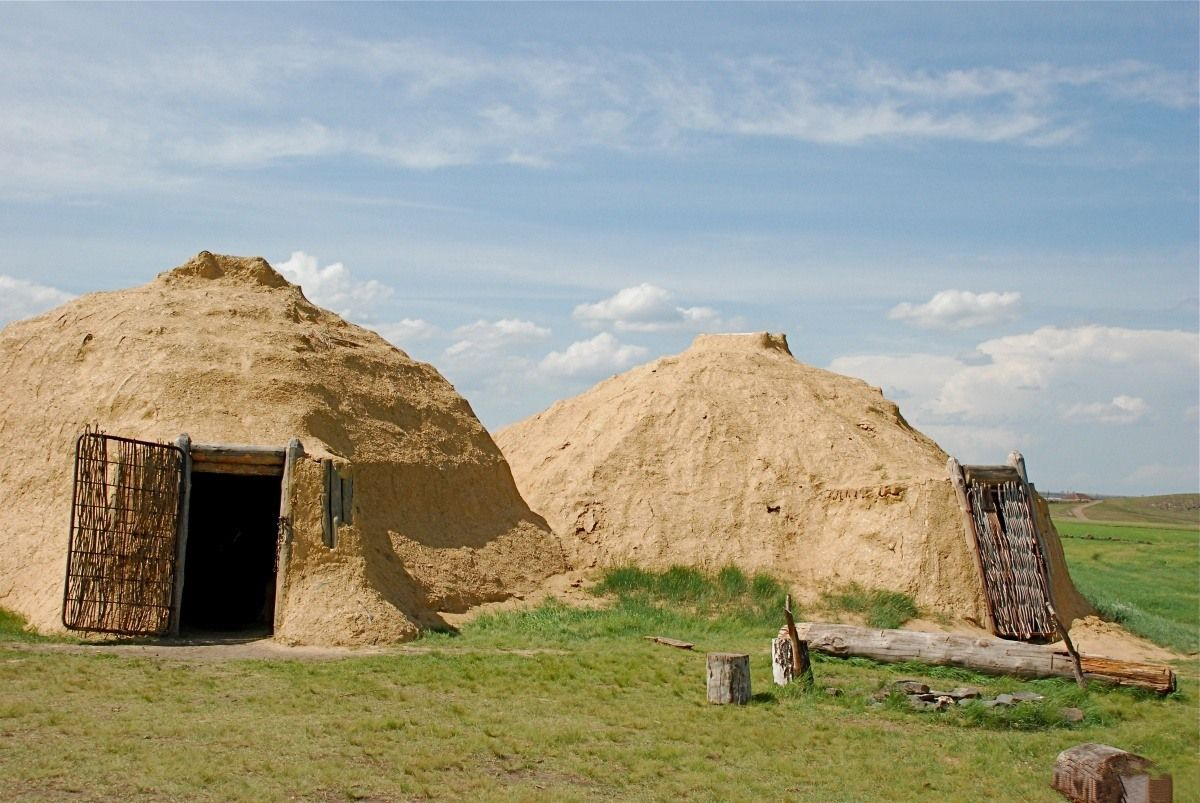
<box><xmin>1068</xmin><ymin>500</ymin><xmax>1103</xmax><ymax>520</ymax></box>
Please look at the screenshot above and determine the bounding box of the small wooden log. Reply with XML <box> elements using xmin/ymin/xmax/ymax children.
<box><xmin>792</xmin><ymin>622</ymin><xmax>1176</xmax><ymax>694</ymax></box>
<box><xmin>706</xmin><ymin>653</ymin><xmax>751</xmax><ymax>705</ymax></box>
<box><xmin>1051</xmin><ymin>743</ymin><xmax>1171</xmax><ymax>803</ymax></box>
<box><xmin>643</xmin><ymin>635</ymin><xmax>694</xmax><ymax>650</ymax></box>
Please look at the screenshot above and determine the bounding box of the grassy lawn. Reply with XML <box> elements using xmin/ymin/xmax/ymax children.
<box><xmin>1</xmin><ymin>567</ymin><xmax>1197</xmax><ymax>802</ymax></box>
<box><xmin>1055</xmin><ymin>518</ymin><xmax>1199</xmax><ymax>655</ymax></box>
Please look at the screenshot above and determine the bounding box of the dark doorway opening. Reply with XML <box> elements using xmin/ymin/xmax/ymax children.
<box><xmin>180</xmin><ymin>472</ymin><xmax>281</xmax><ymax>634</ymax></box>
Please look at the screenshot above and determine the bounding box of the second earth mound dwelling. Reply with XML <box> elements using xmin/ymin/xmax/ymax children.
<box><xmin>497</xmin><ymin>332</ymin><xmax>1091</xmax><ymax>635</ymax></box>
<box><xmin>0</xmin><ymin>252</ymin><xmax>565</xmax><ymax>645</ymax></box>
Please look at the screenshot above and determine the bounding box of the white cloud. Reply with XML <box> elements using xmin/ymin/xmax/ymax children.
<box><xmin>831</xmin><ymin>323</ymin><xmax>1196</xmax><ymax>446</ymax></box>
<box><xmin>573</xmin><ymin>283</ymin><xmax>729</xmax><ymax>333</ymax></box>
<box><xmin>931</xmin><ymin>326</ymin><xmax>1196</xmax><ymax>420</ymax></box>
<box><xmin>537</xmin><ymin>332</ymin><xmax>648</xmax><ymax>378</ymax></box>
<box><xmin>1063</xmin><ymin>395</ymin><xmax>1149</xmax><ymax>424</ymax></box>
<box><xmin>444</xmin><ymin>318</ymin><xmax>551</xmax><ymax>358</ymax></box>
<box><xmin>274</xmin><ymin>251</ymin><xmax>393</xmax><ymax>320</ymax></box>
<box><xmin>3</xmin><ymin>26</ymin><xmax>1192</xmax><ymax>198</ymax></box>
<box><xmin>0</xmin><ymin>275</ymin><xmax>76</xmax><ymax>326</ymax></box>
<box><xmin>374</xmin><ymin>318</ymin><xmax>439</xmax><ymax>347</ymax></box>
<box><xmin>888</xmin><ymin>289</ymin><xmax>1022</xmax><ymax>330</ymax></box>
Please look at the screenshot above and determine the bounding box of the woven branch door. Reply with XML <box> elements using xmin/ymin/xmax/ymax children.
<box><xmin>63</xmin><ymin>432</ymin><xmax>185</xmax><ymax>635</ymax></box>
<box><xmin>965</xmin><ymin>477</ymin><xmax>1056</xmax><ymax>640</ymax></box>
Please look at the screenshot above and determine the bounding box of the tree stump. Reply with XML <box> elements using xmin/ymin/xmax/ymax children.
<box><xmin>707</xmin><ymin>652</ymin><xmax>751</xmax><ymax>705</ymax></box>
<box><xmin>1051</xmin><ymin>743</ymin><xmax>1172</xmax><ymax>803</ymax></box>
<box><xmin>772</xmin><ymin>637</ymin><xmax>794</xmax><ymax>686</ymax></box>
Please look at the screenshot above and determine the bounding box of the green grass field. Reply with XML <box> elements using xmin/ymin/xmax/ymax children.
<box><xmin>1</xmin><ymin>562</ymin><xmax>1197</xmax><ymax>802</ymax></box>
<box><xmin>1053</xmin><ymin>516</ymin><xmax>1199</xmax><ymax>655</ymax></box>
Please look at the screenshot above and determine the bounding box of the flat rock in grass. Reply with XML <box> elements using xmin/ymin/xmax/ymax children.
<box><xmin>994</xmin><ymin>693</ymin><xmax>1015</xmax><ymax>705</ymax></box>
<box><xmin>894</xmin><ymin>680</ymin><xmax>930</xmax><ymax>695</ymax></box>
<box><xmin>948</xmin><ymin>687</ymin><xmax>982</xmax><ymax>700</ymax></box>
<box><xmin>1010</xmin><ymin>691</ymin><xmax>1044</xmax><ymax>703</ymax></box>
<box><xmin>1060</xmin><ymin>707</ymin><xmax>1085</xmax><ymax>723</ymax></box>
<box><xmin>824</xmin><ymin>687</ymin><xmax>843</xmax><ymax>697</ymax></box>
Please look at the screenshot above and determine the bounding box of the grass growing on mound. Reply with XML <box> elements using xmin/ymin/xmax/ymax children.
<box><xmin>0</xmin><ymin>607</ymin><xmax>58</xmax><ymax>642</ymax></box>
<box><xmin>464</xmin><ymin>565</ymin><xmax>785</xmax><ymax>647</ymax></box>
<box><xmin>821</xmin><ymin>581</ymin><xmax>920</xmax><ymax>629</ymax></box>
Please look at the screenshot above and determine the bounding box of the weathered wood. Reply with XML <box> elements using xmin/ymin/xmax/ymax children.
<box><xmin>168</xmin><ymin>433</ymin><xmax>192</xmax><ymax>637</ymax></box>
<box><xmin>1009</xmin><ymin>450</ymin><xmax>1058</xmax><ymax>605</ymax></box>
<box><xmin>962</xmin><ymin>464</ymin><xmax>1021</xmax><ymax>485</ymax></box>
<box><xmin>948</xmin><ymin>457</ymin><xmax>996</xmax><ymax>633</ymax></box>
<box><xmin>643</xmin><ymin>635</ymin><xmax>694</xmax><ymax>650</ymax></box>
<box><xmin>783</xmin><ymin>594</ymin><xmax>813</xmax><ymax>689</ymax></box>
<box><xmin>772</xmin><ymin>637</ymin><xmax>794</xmax><ymax>686</ymax></box>
<box><xmin>273</xmin><ymin>438</ymin><xmax>302</xmax><ymax>633</ymax></box>
<box><xmin>321</xmin><ymin>459</ymin><xmax>335</xmax><ymax>548</ymax></box>
<box><xmin>706</xmin><ymin>653</ymin><xmax>751</xmax><ymax>705</ymax></box>
<box><xmin>189</xmin><ymin>444</ymin><xmax>288</xmax><ymax>463</ymax></box>
<box><xmin>191</xmin><ymin>461</ymin><xmax>284</xmax><ymax>477</ymax></box>
<box><xmin>793</xmin><ymin>622</ymin><xmax>1176</xmax><ymax>695</ymax></box>
<box><xmin>1051</xmin><ymin>743</ymin><xmax>1171</xmax><ymax>803</ymax></box>
<box><xmin>1049</xmin><ymin>603</ymin><xmax>1087</xmax><ymax>688</ymax></box>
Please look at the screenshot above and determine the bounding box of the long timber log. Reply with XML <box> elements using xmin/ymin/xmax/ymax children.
<box><xmin>793</xmin><ymin>622</ymin><xmax>1176</xmax><ymax>695</ymax></box>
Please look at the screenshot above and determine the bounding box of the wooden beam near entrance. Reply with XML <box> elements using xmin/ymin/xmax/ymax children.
<box><xmin>168</xmin><ymin>433</ymin><xmax>192</xmax><ymax>637</ymax></box>
<box><xmin>190</xmin><ymin>444</ymin><xmax>286</xmax><ymax>475</ymax></box>
<box><xmin>274</xmin><ymin>438</ymin><xmax>303</xmax><ymax>634</ymax></box>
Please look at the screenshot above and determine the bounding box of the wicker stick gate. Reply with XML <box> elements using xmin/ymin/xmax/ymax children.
<box><xmin>62</xmin><ymin>431</ymin><xmax>185</xmax><ymax>636</ymax></box>
<box><xmin>949</xmin><ymin>456</ymin><xmax>1057</xmax><ymax>640</ymax></box>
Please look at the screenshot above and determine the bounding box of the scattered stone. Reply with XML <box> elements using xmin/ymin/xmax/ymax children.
<box><xmin>824</xmin><ymin>687</ymin><xmax>843</xmax><ymax>697</ymax></box>
<box><xmin>894</xmin><ymin>680</ymin><xmax>930</xmax><ymax>695</ymax></box>
<box><xmin>1060</xmin><ymin>707</ymin><xmax>1085</xmax><ymax>723</ymax></box>
<box><xmin>1011</xmin><ymin>691</ymin><xmax>1044</xmax><ymax>703</ymax></box>
<box><xmin>948</xmin><ymin>686</ymin><xmax>982</xmax><ymax>700</ymax></box>
<box><xmin>994</xmin><ymin>693</ymin><xmax>1015</xmax><ymax>705</ymax></box>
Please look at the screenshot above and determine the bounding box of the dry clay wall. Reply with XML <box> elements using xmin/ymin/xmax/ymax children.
<box><xmin>0</xmin><ymin>252</ymin><xmax>564</xmax><ymax>644</ymax></box>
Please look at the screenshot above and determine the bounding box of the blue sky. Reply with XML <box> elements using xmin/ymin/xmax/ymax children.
<box><xmin>1</xmin><ymin>3</ymin><xmax>1196</xmax><ymax>495</ymax></box>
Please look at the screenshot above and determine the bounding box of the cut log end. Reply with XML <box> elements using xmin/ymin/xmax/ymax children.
<box><xmin>706</xmin><ymin>652</ymin><xmax>751</xmax><ymax>705</ymax></box>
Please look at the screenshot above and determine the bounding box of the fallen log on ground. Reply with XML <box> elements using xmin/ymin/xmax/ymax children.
<box><xmin>790</xmin><ymin>622</ymin><xmax>1176</xmax><ymax>695</ymax></box>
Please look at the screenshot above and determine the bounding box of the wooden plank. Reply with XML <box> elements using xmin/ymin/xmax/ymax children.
<box><xmin>191</xmin><ymin>462</ymin><xmax>284</xmax><ymax>477</ymax></box>
<box><xmin>962</xmin><ymin>465</ymin><xmax>1020</xmax><ymax>485</ymax></box>
<box><xmin>791</xmin><ymin>622</ymin><xmax>1176</xmax><ymax>694</ymax></box>
<box><xmin>168</xmin><ymin>433</ymin><xmax>191</xmax><ymax>637</ymax></box>
<box><xmin>948</xmin><ymin>457</ymin><xmax>996</xmax><ymax>633</ymax></box>
<box><xmin>189</xmin><ymin>444</ymin><xmax>287</xmax><ymax>463</ymax></box>
<box><xmin>273</xmin><ymin>438</ymin><xmax>302</xmax><ymax>634</ymax></box>
<box><xmin>643</xmin><ymin>635</ymin><xmax>694</xmax><ymax>650</ymax></box>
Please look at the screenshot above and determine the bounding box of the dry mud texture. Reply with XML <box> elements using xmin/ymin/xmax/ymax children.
<box><xmin>0</xmin><ymin>252</ymin><xmax>565</xmax><ymax>645</ymax></box>
<box><xmin>498</xmin><ymin>332</ymin><xmax>1092</xmax><ymax>628</ymax></box>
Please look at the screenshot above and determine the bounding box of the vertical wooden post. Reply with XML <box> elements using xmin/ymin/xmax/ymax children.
<box><xmin>273</xmin><ymin>438</ymin><xmax>302</xmax><ymax>634</ymax></box>
<box><xmin>783</xmin><ymin>594</ymin><xmax>813</xmax><ymax>690</ymax></box>
<box><xmin>948</xmin><ymin>457</ymin><xmax>996</xmax><ymax>634</ymax></box>
<box><xmin>168</xmin><ymin>433</ymin><xmax>192</xmax><ymax>637</ymax></box>
<box><xmin>707</xmin><ymin>653</ymin><xmax>751</xmax><ymax>705</ymax></box>
<box><xmin>321</xmin><ymin>458</ymin><xmax>335</xmax><ymax>548</ymax></box>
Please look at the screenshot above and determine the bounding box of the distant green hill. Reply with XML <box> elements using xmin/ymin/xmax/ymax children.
<box><xmin>1049</xmin><ymin>493</ymin><xmax>1199</xmax><ymax>528</ymax></box>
